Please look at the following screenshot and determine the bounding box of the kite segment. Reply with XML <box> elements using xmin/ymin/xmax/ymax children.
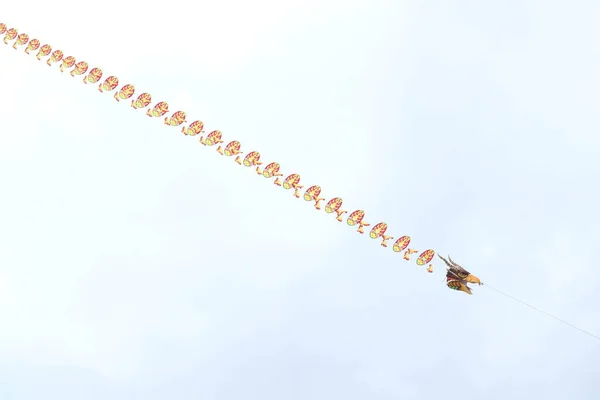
<box><xmin>25</xmin><ymin>38</ymin><xmax>40</xmax><ymax>54</ymax></box>
<box><xmin>369</xmin><ymin>222</ymin><xmax>393</xmax><ymax>247</ymax></box>
<box><xmin>217</xmin><ymin>140</ymin><xmax>242</xmax><ymax>161</ymax></box>
<box><xmin>114</xmin><ymin>84</ymin><xmax>135</xmax><ymax>101</ymax></box>
<box><xmin>182</xmin><ymin>120</ymin><xmax>204</xmax><ymax>136</ymax></box>
<box><xmin>59</xmin><ymin>56</ymin><xmax>75</xmax><ymax>72</ymax></box>
<box><xmin>36</xmin><ymin>44</ymin><xmax>52</xmax><ymax>60</ymax></box>
<box><xmin>258</xmin><ymin>162</ymin><xmax>283</xmax><ymax>179</ymax></box>
<box><xmin>48</xmin><ymin>49</ymin><xmax>63</xmax><ymax>66</ymax></box>
<box><xmin>164</xmin><ymin>111</ymin><xmax>187</xmax><ymax>126</ymax></box>
<box><xmin>416</xmin><ymin>249</ymin><xmax>435</xmax><ymax>266</ymax></box>
<box><xmin>242</xmin><ymin>151</ymin><xmax>262</xmax><ymax>167</ymax></box>
<box><xmin>276</xmin><ymin>174</ymin><xmax>303</xmax><ymax>198</ymax></box>
<box><xmin>70</xmin><ymin>61</ymin><xmax>88</xmax><ymax>77</ymax></box>
<box><xmin>3</xmin><ymin>27</ymin><xmax>17</xmax><ymax>44</ymax></box>
<box><xmin>132</xmin><ymin>93</ymin><xmax>152</xmax><ymax>109</ymax></box>
<box><xmin>99</xmin><ymin>76</ymin><xmax>119</xmax><ymax>93</ymax></box>
<box><xmin>84</xmin><ymin>67</ymin><xmax>103</xmax><ymax>84</ymax></box>
<box><xmin>146</xmin><ymin>101</ymin><xmax>169</xmax><ymax>117</ymax></box>
<box><xmin>13</xmin><ymin>33</ymin><xmax>28</xmax><ymax>50</ymax></box>
<box><xmin>199</xmin><ymin>130</ymin><xmax>223</xmax><ymax>146</ymax></box>
<box><xmin>347</xmin><ymin>210</ymin><xmax>370</xmax><ymax>234</ymax></box>
<box><xmin>325</xmin><ymin>197</ymin><xmax>347</xmax><ymax>221</ymax></box>
<box><xmin>392</xmin><ymin>235</ymin><xmax>411</xmax><ymax>253</ymax></box>
<box><xmin>303</xmin><ymin>185</ymin><xmax>325</xmax><ymax>210</ymax></box>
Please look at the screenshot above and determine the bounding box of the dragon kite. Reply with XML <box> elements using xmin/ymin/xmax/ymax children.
<box><xmin>0</xmin><ymin>21</ymin><xmax>483</xmax><ymax>295</ymax></box>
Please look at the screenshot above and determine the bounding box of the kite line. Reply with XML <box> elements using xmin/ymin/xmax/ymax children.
<box><xmin>1</xmin><ymin>22</ymin><xmax>597</xmax><ymax>342</ymax></box>
<box><xmin>482</xmin><ymin>283</ymin><xmax>600</xmax><ymax>341</ymax></box>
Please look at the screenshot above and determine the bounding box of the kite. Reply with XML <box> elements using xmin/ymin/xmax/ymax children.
<box><xmin>5</xmin><ymin>21</ymin><xmax>600</xmax><ymax>342</ymax></box>
<box><xmin>0</xmin><ymin>23</ymin><xmax>460</xmax><ymax>290</ymax></box>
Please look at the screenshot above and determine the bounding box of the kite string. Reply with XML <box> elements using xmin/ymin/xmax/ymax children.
<box><xmin>481</xmin><ymin>282</ymin><xmax>600</xmax><ymax>341</ymax></box>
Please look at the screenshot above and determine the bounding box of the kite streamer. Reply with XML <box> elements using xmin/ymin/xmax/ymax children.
<box><xmin>3</xmin><ymin>21</ymin><xmax>600</xmax><ymax>341</ymax></box>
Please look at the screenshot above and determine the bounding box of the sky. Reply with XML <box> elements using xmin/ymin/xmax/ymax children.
<box><xmin>1</xmin><ymin>0</ymin><xmax>599</xmax><ymax>399</ymax></box>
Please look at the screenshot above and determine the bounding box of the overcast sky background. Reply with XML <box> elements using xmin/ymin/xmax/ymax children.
<box><xmin>1</xmin><ymin>1</ymin><xmax>599</xmax><ymax>399</ymax></box>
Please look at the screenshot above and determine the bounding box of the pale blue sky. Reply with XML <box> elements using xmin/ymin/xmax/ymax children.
<box><xmin>1</xmin><ymin>1</ymin><xmax>599</xmax><ymax>399</ymax></box>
